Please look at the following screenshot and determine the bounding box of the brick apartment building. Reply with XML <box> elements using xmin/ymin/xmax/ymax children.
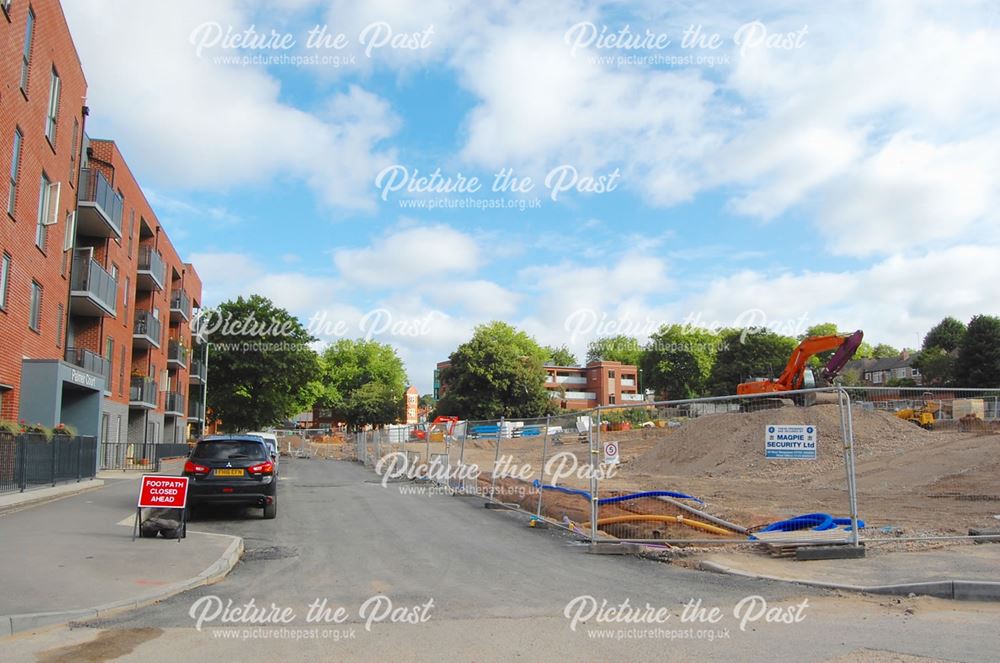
<box><xmin>0</xmin><ymin>0</ymin><xmax>206</xmax><ymax>447</ymax></box>
<box><xmin>434</xmin><ymin>359</ymin><xmax>644</xmax><ymax>411</ymax></box>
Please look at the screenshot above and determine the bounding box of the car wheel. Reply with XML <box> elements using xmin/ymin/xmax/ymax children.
<box><xmin>263</xmin><ymin>496</ymin><xmax>277</xmax><ymax>519</ymax></box>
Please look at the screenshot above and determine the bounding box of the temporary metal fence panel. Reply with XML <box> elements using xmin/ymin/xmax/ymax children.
<box><xmin>0</xmin><ymin>433</ymin><xmax>98</xmax><ymax>494</ymax></box>
<box><xmin>588</xmin><ymin>387</ymin><xmax>860</xmax><ymax>547</ymax></box>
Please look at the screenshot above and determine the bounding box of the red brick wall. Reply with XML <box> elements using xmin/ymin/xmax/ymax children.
<box><xmin>0</xmin><ymin>0</ymin><xmax>86</xmax><ymax>421</ymax></box>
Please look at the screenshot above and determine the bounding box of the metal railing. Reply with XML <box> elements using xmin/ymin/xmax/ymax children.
<box><xmin>129</xmin><ymin>376</ymin><xmax>158</xmax><ymax>407</ymax></box>
<box><xmin>188</xmin><ymin>399</ymin><xmax>205</xmax><ymax>421</ymax></box>
<box><xmin>170</xmin><ymin>289</ymin><xmax>191</xmax><ymax>319</ymax></box>
<box><xmin>99</xmin><ymin>441</ymin><xmax>191</xmax><ymax>471</ymax></box>
<box><xmin>164</xmin><ymin>391</ymin><xmax>185</xmax><ymax>415</ymax></box>
<box><xmin>65</xmin><ymin>347</ymin><xmax>111</xmax><ymax>385</ymax></box>
<box><xmin>133</xmin><ymin>310</ymin><xmax>162</xmax><ymax>346</ymax></box>
<box><xmin>0</xmin><ymin>433</ymin><xmax>98</xmax><ymax>495</ymax></box>
<box><xmin>167</xmin><ymin>340</ymin><xmax>189</xmax><ymax>368</ymax></box>
<box><xmin>190</xmin><ymin>358</ymin><xmax>207</xmax><ymax>383</ymax></box>
<box><xmin>137</xmin><ymin>246</ymin><xmax>167</xmax><ymax>289</ymax></box>
<box><xmin>70</xmin><ymin>251</ymin><xmax>118</xmax><ymax>315</ymax></box>
<box><xmin>77</xmin><ymin>168</ymin><xmax>123</xmax><ymax>236</ymax></box>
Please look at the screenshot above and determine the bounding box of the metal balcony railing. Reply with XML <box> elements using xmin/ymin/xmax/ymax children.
<box><xmin>188</xmin><ymin>399</ymin><xmax>205</xmax><ymax>421</ymax></box>
<box><xmin>164</xmin><ymin>391</ymin><xmax>185</xmax><ymax>415</ymax></box>
<box><xmin>65</xmin><ymin>347</ymin><xmax>111</xmax><ymax>385</ymax></box>
<box><xmin>133</xmin><ymin>310</ymin><xmax>162</xmax><ymax>348</ymax></box>
<box><xmin>137</xmin><ymin>247</ymin><xmax>166</xmax><ymax>290</ymax></box>
<box><xmin>190</xmin><ymin>358</ymin><xmax>207</xmax><ymax>383</ymax></box>
<box><xmin>77</xmin><ymin>168</ymin><xmax>123</xmax><ymax>237</ymax></box>
<box><xmin>170</xmin><ymin>289</ymin><xmax>191</xmax><ymax>320</ymax></box>
<box><xmin>129</xmin><ymin>376</ymin><xmax>158</xmax><ymax>407</ymax></box>
<box><xmin>70</xmin><ymin>251</ymin><xmax>118</xmax><ymax>316</ymax></box>
<box><xmin>167</xmin><ymin>340</ymin><xmax>189</xmax><ymax>368</ymax></box>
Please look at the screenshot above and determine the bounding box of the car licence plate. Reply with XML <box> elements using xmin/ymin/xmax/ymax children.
<box><xmin>214</xmin><ymin>468</ymin><xmax>244</xmax><ymax>477</ymax></box>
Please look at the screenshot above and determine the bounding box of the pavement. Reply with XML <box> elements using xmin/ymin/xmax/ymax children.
<box><xmin>2</xmin><ymin>458</ymin><xmax>1000</xmax><ymax>661</ymax></box>
<box><xmin>0</xmin><ymin>479</ymin><xmax>105</xmax><ymax>514</ymax></box>
<box><xmin>0</xmin><ymin>465</ymin><xmax>242</xmax><ymax>636</ymax></box>
<box><xmin>700</xmin><ymin>545</ymin><xmax>1000</xmax><ymax>600</ymax></box>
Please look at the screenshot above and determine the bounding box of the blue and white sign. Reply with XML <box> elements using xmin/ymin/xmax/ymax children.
<box><xmin>765</xmin><ymin>425</ymin><xmax>817</xmax><ymax>460</ymax></box>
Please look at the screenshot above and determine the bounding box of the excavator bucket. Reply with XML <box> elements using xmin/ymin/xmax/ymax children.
<box><xmin>821</xmin><ymin>330</ymin><xmax>864</xmax><ymax>381</ymax></box>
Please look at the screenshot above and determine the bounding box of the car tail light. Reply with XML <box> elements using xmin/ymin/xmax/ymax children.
<box><xmin>184</xmin><ymin>460</ymin><xmax>210</xmax><ymax>475</ymax></box>
<box><xmin>248</xmin><ymin>460</ymin><xmax>274</xmax><ymax>476</ymax></box>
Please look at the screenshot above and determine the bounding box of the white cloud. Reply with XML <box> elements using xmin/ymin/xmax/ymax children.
<box><xmin>63</xmin><ymin>1</ymin><xmax>398</xmax><ymax>210</ymax></box>
<box><xmin>333</xmin><ymin>224</ymin><xmax>481</xmax><ymax>287</ymax></box>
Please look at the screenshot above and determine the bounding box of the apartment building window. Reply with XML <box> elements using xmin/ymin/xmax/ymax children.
<box><xmin>29</xmin><ymin>281</ymin><xmax>41</xmax><ymax>331</ymax></box>
<box><xmin>55</xmin><ymin>304</ymin><xmax>63</xmax><ymax>348</ymax></box>
<box><xmin>45</xmin><ymin>68</ymin><xmax>60</xmax><ymax>146</ymax></box>
<box><xmin>119</xmin><ymin>346</ymin><xmax>126</xmax><ymax>397</ymax></box>
<box><xmin>68</xmin><ymin>118</ymin><xmax>79</xmax><ymax>186</ymax></box>
<box><xmin>62</xmin><ymin>210</ymin><xmax>75</xmax><ymax>252</ymax></box>
<box><xmin>128</xmin><ymin>210</ymin><xmax>135</xmax><ymax>257</ymax></box>
<box><xmin>20</xmin><ymin>7</ymin><xmax>34</xmax><ymax>93</ymax></box>
<box><xmin>0</xmin><ymin>253</ymin><xmax>10</xmax><ymax>310</ymax></box>
<box><xmin>608</xmin><ymin>370</ymin><xmax>615</xmax><ymax>378</ymax></box>
<box><xmin>8</xmin><ymin>128</ymin><xmax>22</xmax><ymax>217</ymax></box>
<box><xmin>123</xmin><ymin>276</ymin><xmax>130</xmax><ymax>315</ymax></box>
<box><xmin>36</xmin><ymin>172</ymin><xmax>59</xmax><ymax>250</ymax></box>
<box><xmin>105</xmin><ymin>336</ymin><xmax>114</xmax><ymax>392</ymax></box>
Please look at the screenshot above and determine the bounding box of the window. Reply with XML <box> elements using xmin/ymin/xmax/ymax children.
<box><xmin>609</xmin><ymin>395</ymin><xmax>616</xmax><ymax>404</ymax></box>
<box><xmin>8</xmin><ymin>128</ymin><xmax>22</xmax><ymax>217</ymax></box>
<box><xmin>123</xmin><ymin>276</ymin><xmax>130</xmax><ymax>314</ymax></box>
<box><xmin>119</xmin><ymin>347</ymin><xmax>125</xmax><ymax>397</ymax></box>
<box><xmin>20</xmin><ymin>7</ymin><xmax>34</xmax><ymax>93</ymax></box>
<box><xmin>29</xmin><ymin>280</ymin><xmax>41</xmax><ymax>331</ymax></box>
<box><xmin>0</xmin><ymin>253</ymin><xmax>10</xmax><ymax>310</ymax></box>
<box><xmin>62</xmin><ymin>210</ymin><xmax>75</xmax><ymax>252</ymax></box>
<box><xmin>55</xmin><ymin>303</ymin><xmax>63</xmax><ymax>348</ymax></box>
<box><xmin>608</xmin><ymin>370</ymin><xmax>615</xmax><ymax>378</ymax></box>
<box><xmin>105</xmin><ymin>336</ymin><xmax>114</xmax><ymax>392</ymax></box>
<box><xmin>45</xmin><ymin>68</ymin><xmax>60</xmax><ymax>145</ymax></box>
<box><xmin>2</xmin><ymin>0</ymin><xmax>12</xmax><ymax>19</ymax></box>
<box><xmin>35</xmin><ymin>173</ymin><xmax>51</xmax><ymax>249</ymax></box>
<box><xmin>128</xmin><ymin>210</ymin><xmax>135</xmax><ymax>256</ymax></box>
<box><xmin>911</xmin><ymin>368</ymin><xmax>921</xmax><ymax>377</ymax></box>
<box><xmin>68</xmin><ymin>118</ymin><xmax>79</xmax><ymax>185</ymax></box>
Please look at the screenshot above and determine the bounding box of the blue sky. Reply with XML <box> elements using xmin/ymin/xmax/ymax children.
<box><xmin>64</xmin><ymin>1</ymin><xmax>1000</xmax><ymax>392</ymax></box>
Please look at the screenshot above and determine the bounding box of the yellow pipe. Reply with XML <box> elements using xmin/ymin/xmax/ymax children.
<box><xmin>584</xmin><ymin>514</ymin><xmax>733</xmax><ymax>536</ymax></box>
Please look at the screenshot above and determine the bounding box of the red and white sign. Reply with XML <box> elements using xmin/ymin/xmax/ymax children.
<box><xmin>137</xmin><ymin>475</ymin><xmax>190</xmax><ymax>509</ymax></box>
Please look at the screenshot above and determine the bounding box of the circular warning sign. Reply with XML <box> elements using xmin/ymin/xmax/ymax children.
<box><xmin>605</xmin><ymin>443</ymin><xmax>618</xmax><ymax>456</ymax></box>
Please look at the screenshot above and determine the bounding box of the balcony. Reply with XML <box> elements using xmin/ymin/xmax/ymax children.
<box><xmin>621</xmin><ymin>393</ymin><xmax>645</xmax><ymax>402</ymax></box>
<box><xmin>76</xmin><ymin>168</ymin><xmax>123</xmax><ymax>238</ymax></box>
<box><xmin>136</xmin><ymin>247</ymin><xmax>166</xmax><ymax>291</ymax></box>
<box><xmin>164</xmin><ymin>391</ymin><xmax>185</xmax><ymax>417</ymax></box>
<box><xmin>190</xmin><ymin>357</ymin><xmax>207</xmax><ymax>385</ymax></box>
<box><xmin>553</xmin><ymin>375</ymin><xmax>588</xmax><ymax>385</ymax></box>
<box><xmin>65</xmin><ymin>347</ymin><xmax>111</xmax><ymax>388</ymax></box>
<box><xmin>129</xmin><ymin>376</ymin><xmax>158</xmax><ymax>409</ymax></box>
<box><xmin>69</xmin><ymin>251</ymin><xmax>117</xmax><ymax>317</ymax></box>
<box><xmin>620</xmin><ymin>378</ymin><xmax>635</xmax><ymax>387</ymax></box>
<box><xmin>188</xmin><ymin>399</ymin><xmax>205</xmax><ymax>422</ymax></box>
<box><xmin>167</xmin><ymin>340</ymin><xmax>188</xmax><ymax>369</ymax></box>
<box><xmin>170</xmin><ymin>289</ymin><xmax>191</xmax><ymax>322</ymax></box>
<box><xmin>133</xmin><ymin>310</ymin><xmax>162</xmax><ymax>350</ymax></box>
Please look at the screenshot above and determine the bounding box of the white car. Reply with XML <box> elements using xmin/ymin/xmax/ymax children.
<box><xmin>246</xmin><ymin>432</ymin><xmax>280</xmax><ymax>468</ymax></box>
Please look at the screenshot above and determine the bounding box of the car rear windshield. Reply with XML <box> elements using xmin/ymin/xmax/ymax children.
<box><xmin>192</xmin><ymin>441</ymin><xmax>267</xmax><ymax>461</ymax></box>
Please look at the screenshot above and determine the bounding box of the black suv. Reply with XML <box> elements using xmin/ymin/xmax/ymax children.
<box><xmin>183</xmin><ymin>435</ymin><xmax>277</xmax><ymax>519</ymax></box>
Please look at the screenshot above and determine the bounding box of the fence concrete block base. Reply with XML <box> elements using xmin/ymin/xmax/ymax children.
<box><xmin>587</xmin><ymin>542</ymin><xmax>644</xmax><ymax>555</ymax></box>
<box><xmin>796</xmin><ymin>544</ymin><xmax>867</xmax><ymax>561</ymax></box>
<box><xmin>969</xmin><ymin>528</ymin><xmax>1000</xmax><ymax>543</ymax></box>
<box><xmin>953</xmin><ymin>581</ymin><xmax>1000</xmax><ymax>601</ymax></box>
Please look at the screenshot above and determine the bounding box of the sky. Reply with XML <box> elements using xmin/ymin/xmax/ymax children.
<box><xmin>63</xmin><ymin>0</ymin><xmax>1000</xmax><ymax>393</ymax></box>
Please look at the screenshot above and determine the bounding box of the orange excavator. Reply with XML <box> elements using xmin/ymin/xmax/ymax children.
<box><xmin>737</xmin><ymin>330</ymin><xmax>864</xmax><ymax>396</ymax></box>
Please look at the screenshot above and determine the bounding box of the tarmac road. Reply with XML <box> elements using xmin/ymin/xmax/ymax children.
<box><xmin>7</xmin><ymin>458</ymin><xmax>1000</xmax><ymax>662</ymax></box>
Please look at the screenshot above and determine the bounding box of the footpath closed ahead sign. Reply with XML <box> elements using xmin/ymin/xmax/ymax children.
<box><xmin>137</xmin><ymin>475</ymin><xmax>190</xmax><ymax>509</ymax></box>
<box><xmin>765</xmin><ymin>425</ymin><xmax>817</xmax><ymax>460</ymax></box>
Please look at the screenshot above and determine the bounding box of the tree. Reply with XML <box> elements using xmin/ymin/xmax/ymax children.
<box><xmin>955</xmin><ymin>315</ymin><xmax>1000</xmax><ymax>387</ymax></box>
<box><xmin>642</xmin><ymin>324</ymin><xmax>719</xmax><ymax>399</ymax></box>
<box><xmin>316</xmin><ymin>339</ymin><xmax>408</xmax><ymax>430</ymax></box>
<box><xmin>707</xmin><ymin>328</ymin><xmax>799</xmax><ymax>395</ymax></box>
<box><xmin>852</xmin><ymin>341</ymin><xmax>875</xmax><ymax>361</ymax></box>
<box><xmin>419</xmin><ymin>394</ymin><xmax>435</xmax><ymax>410</ymax></box>
<box><xmin>871</xmin><ymin>343</ymin><xmax>900</xmax><ymax>359</ymax></box>
<box><xmin>544</xmin><ymin>345</ymin><xmax>578</xmax><ymax>366</ymax></box>
<box><xmin>922</xmin><ymin>317</ymin><xmax>967</xmax><ymax>352</ymax></box>
<box><xmin>800</xmin><ymin>322</ymin><xmax>840</xmax><ymax>368</ymax></box>
<box><xmin>912</xmin><ymin>347</ymin><xmax>956</xmax><ymax>386</ymax></box>
<box><xmin>201</xmin><ymin>295</ymin><xmax>320</xmax><ymax>432</ymax></box>
<box><xmin>433</xmin><ymin>322</ymin><xmax>553</xmax><ymax>420</ymax></box>
<box><xmin>586</xmin><ymin>335</ymin><xmax>643</xmax><ymax>366</ymax></box>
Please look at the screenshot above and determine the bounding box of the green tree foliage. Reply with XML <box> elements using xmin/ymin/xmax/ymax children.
<box><xmin>544</xmin><ymin>345</ymin><xmax>579</xmax><ymax>366</ymax></box>
<box><xmin>642</xmin><ymin>324</ymin><xmax>719</xmax><ymax>399</ymax></box>
<box><xmin>316</xmin><ymin>339</ymin><xmax>409</xmax><ymax>430</ymax></box>
<box><xmin>922</xmin><ymin>316</ymin><xmax>967</xmax><ymax>352</ymax></box>
<box><xmin>707</xmin><ymin>328</ymin><xmax>799</xmax><ymax>395</ymax></box>
<box><xmin>912</xmin><ymin>347</ymin><xmax>956</xmax><ymax>386</ymax></box>
<box><xmin>871</xmin><ymin>343</ymin><xmax>901</xmax><ymax>359</ymax></box>
<box><xmin>955</xmin><ymin>315</ymin><xmax>1000</xmax><ymax>387</ymax></box>
<box><xmin>201</xmin><ymin>295</ymin><xmax>320</xmax><ymax>432</ymax></box>
<box><xmin>434</xmin><ymin>322</ymin><xmax>553</xmax><ymax>420</ymax></box>
<box><xmin>852</xmin><ymin>341</ymin><xmax>875</xmax><ymax>361</ymax></box>
<box><xmin>800</xmin><ymin>322</ymin><xmax>841</xmax><ymax>368</ymax></box>
<box><xmin>419</xmin><ymin>394</ymin><xmax>435</xmax><ymax>410</ymax></box>
<box><xmin>586</xmin><ymin>335</ymin><xmax>643</xmax><ymax>366</ymax></box>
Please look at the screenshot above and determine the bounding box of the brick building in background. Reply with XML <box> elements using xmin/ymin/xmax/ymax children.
<box><xmin>0</xmin><ymin>0</ymin><xmax>207</xmax><ymax>448</ymax></box>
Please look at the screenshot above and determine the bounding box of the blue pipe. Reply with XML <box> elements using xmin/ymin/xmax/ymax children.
<box><xmin>530</xmin><ymin>481</ymin><xmax>703</xmax><ymax>505</ymax></box>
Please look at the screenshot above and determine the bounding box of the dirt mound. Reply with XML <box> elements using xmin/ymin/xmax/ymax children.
<box><xmin>623</xmin><ymin>404</ymin><xmax>937</xmax><ymax>481</ymax></box>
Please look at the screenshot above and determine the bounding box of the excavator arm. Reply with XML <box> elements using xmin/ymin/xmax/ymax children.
<box><xmin>737</xmin><ymin>330</ymin><xmax>864</xmax><ymax>396</ymax></box>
